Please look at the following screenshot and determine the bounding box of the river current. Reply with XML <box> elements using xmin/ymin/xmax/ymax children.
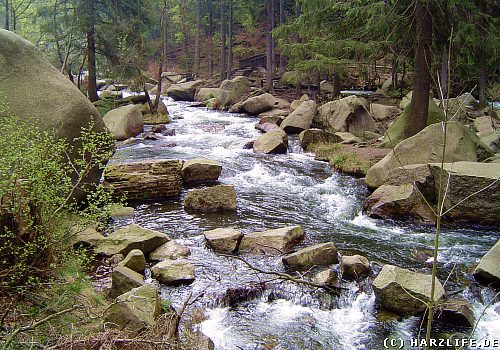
<box><xmin>111</xmin><ymin>96</ymin><xmax>499</xmax><ymax>350</ymax></box>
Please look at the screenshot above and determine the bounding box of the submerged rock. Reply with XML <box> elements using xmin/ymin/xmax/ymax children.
<box><xmin>151</xmin><ymin>259</ymin><xmax>195</xmax><ymax>285</ymax></box>
<box><xmin>253</xmin><ymin>129</ymin><xmax>288</xmax><ymax>154</ymax></box>
<box><xmin>104</xmin><ymin>159</ymin><xmax>183</xmax><ymax>200</ymax></box>
<box><xmin>105</xmin><ymin>284</ymin><xmax>162</xmax><ymax>336</ymax></box>
<box><xmin>184</xmin><ymin>185</ymin><xmax>238</xmax><ymax>212</ymax></box>
<box><xmin>373</xmin><ymin>265</ymin><xmax>445</xmax><ymax>316</ymax></box>
<box><xmin>474</xmin><ymin>239</ymin><xmax>500</xmax><ymax>286</ymax></box>
<box><xmin>204</xmin><ymin>228</ymin><xmax>243</xmax><ymax>253</ymax></box>
<box><xmin>149</xmin><ymin>240</ymin><xmax>191</xmax><ymax>261</ymax></box>
<box><xmin>239</xmin><ymin>226</ymin><xmax>305</xmax><ymax>255</ymax></box>
<box><xmin>282</xmin><ymin>242</ymin><xmax>339</xmax><ymax>268</ymax></box>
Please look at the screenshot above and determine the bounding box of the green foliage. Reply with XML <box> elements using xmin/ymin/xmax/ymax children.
<box><xmin>0</xmin><ymin>107</ymin><xmax>115</xmax><ymax>293</ymax></box>
<box><xmin>161</xmin><ymin>299</ymin><xmax>172</xmax><ymax>313</ymax></box>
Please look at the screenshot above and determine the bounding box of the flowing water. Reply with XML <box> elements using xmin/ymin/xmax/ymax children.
<box><xmin>111</xmin><ymin>96</ymin><xmax>499</xmax><ymax>350</ymax></box>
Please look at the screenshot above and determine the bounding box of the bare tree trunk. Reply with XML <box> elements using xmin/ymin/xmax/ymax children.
<box><xmin>193</xmin><ymin>0</ymin><xmax>201</xmax><ymax>75</ymax></box>
<box><xmin>265</xmin><ymin>0</ymin><xmax>274</xmax><ymax>92</ymax></box>
<box><xmin>5</xmin><ymin>0</ymin><xmax>10</xmax><ymax>30</ymax></box>
<box><xmin>440</xmin><ymin>44</ymin><xmax>449</xmax><ymax>98</ymax></box>
<box><xmin>405</xmin><ymin>0</ymin><xmax>433</xmax><ymax>139</ymax></box>
<box><xmin>86</xmin><ymin>27</ymin><xmax>98</xmax><ymax>102</ymax></box>
<box><xmin>478</xmin><ymin>63</ymin><xmax>487</xmax><ymax>108</ymax></box>
<box><xmin>333</xmin><ymin>72</ymin><xmax>341</xmax><ymax>98</ymax></box>
<box><xmin>270</xmin><ymin>0</ymin><xmax>276</xmax><ymax>73</ymax></box>
<box><xmin>279</xmin><ymin>0</ymin><xmax>285</xmax><ymax>73</ymax></box>
<box><xmin>391</xmin><ymin>56</ymin><xmax>398</xmax><ymax>89</ymax></box>
<box><xmin>208</xmin><ymin>0</ymin><xmax>214</xmax><ymax>77</ymax></box>
<box><xmin>162</xmin><ymin>0</ymin><xmax>168</xmax><ymax>72</ymax></box>
<box><xmin>220</xmin><ymin>0</ymin><xmax>227</xmax><ymax>81</ymax></box>
<box><xmin>227</xmin><ymin>0</ymin><xmax>233</xmax><ymax>79</ymax></box>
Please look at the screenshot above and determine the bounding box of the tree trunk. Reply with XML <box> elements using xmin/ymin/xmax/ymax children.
<box><xmin>270</xmin><ymin>0</ymin><xmax>276</xmax><ymax>73</ymax></box>
<box><xmin>279</xmin><ymin>0</ymin><xmax>285</xmax><ymax>73</ymax></box>
<box><xmin>227</xmin><ymin>0</ymin><xmax>233</xmax><ymax>79</ymax></box>
<box><xmin>405</xmin><ymin>0</ymin><xmax>433</xmax><ymax>139</ymax></box>
<box><xmin>5</xmin><ymin>0</ymin><xmax>10</xmax><ymax>30</ymax></box>
<box><xmin>391</xmin><ymin>56</ymin><xmax>398</xmax><ymax>89</ymax></box>
<box><xmin>86</xmin><ymin>27</ymin><xmax>99</xmax><ymax>102</ymax></box>
<box><xmin>478</xmin><ymin>63</ymin><xmax>487</xmax><ymax>108</ymax></box>
<box><xmin>162</xmin><ymin>0</ymin><xmax>168</xmax><ymax>72</ymax></box>
<box><xmin>440</xmin><ymin>44</ymin><xmax>449</xmax><ymax>98</ymax></box>
<box><xmin>220</xmin><ymin>0</ymin><xmax>227</xmax><ymax>81</ymax></box>
<box><xmin>265</xmin><ymin>0</ymin><xmax>274</xmax><ymax>92</ymax></box>
<box><xmin>332</xmin><ymin>72</ymin><xmax>341</xmax><ymax>98</ymax></box>
<box><xmin>208</xmin><ymin>0</ymin><xmax>214</xmax><ymax>77</ymax></box>
<box><xmin>193</xmin><ymin>0</ymin><xmax>201</xmax><ymax>75</ymax></box>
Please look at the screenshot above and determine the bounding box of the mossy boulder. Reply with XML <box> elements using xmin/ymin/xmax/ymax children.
<box><xmin>0</xmin><ymin>29</ymin><xmax>109</xmax><ymax>200</ymax></box>
<box><xmin>184</xmin><ymin>185</ymin><xmax>238</xmax><ymax>212</ymax></box>
<box><xmin>182</xmin><ymin>158</ymin><xmax>222</xmax><ymax>184</ymax></box>
<box><xmin>109</xmin><ymin>265</ymin><xmax>144</xmax><ymax>299</ymax></box>
<box><xmin>315</xmin><ymin>96</ymin><xmax>376</xmax><ymax>133</ymax></box>
<box><xmin>204</xmin><ymin>228</ymin><xmax>243</xmax><ymax>253</ymax></box>
<box><xmin>151</xmin><ymin>259</ymin><xmax>195</xmax><ymax>285</ymax></box>
<box><xmin>118</xmin><ymin>249</ymin><xmax>146</xmax><ymax>274</ymax></box>
<box><xmin>380</xmin><ymin>100</ymin><xmax>445</xmax><ymax>148</ymax></box>
<box><xmin>216</xmin><ymin>76</ymin><xmax>252</xmax><ymax>108</ymax></box>
<box><xmin>103</xmin><ymin>104</ymin><xmax>144</xmax><ymax>140</ymax></box>
<box><xmin>195</xmin><ymin>88</ymin><xmax>220</xmax><ymax>102</ymax></box>
<box><xmin>299</xmin><ymin>129</ymin><xmax>341</xmax><ymax>151</ymax></box>
<box><xmin>167</xmin><ymin>80</ymin><xmax>205</xmax><ymax>101</ymax></box>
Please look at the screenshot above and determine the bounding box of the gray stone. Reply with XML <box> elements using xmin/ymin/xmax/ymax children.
<box><xmin>280</xmin><ymin>100</ymin><xmax>317</xmax><ymax>134</ymax></box>
<box><xmin>149</xmin><ymin>241</ymin><xmax>191</xmax><ymax>261</ymax></box>
<box><xmin>299</xmin><ymin>129</ymin><xmax>341</xmax><ymax>151</ymax></box>
<box><xmin>340</xmin><ymin>255</ymin><xmax>371</xmax><ymax>279</ymax></box>
<box><xmin>239</xmin><ymin>226</ymin><xmax>305</xmax><ymax>255</ymax></box>
<box><xmin>182</xmin><ymin>158</ymin><xmax>222</xmax><ymax>184</ymax></box>
<box><xmin>151</xmin><ymin>259</ymin><xmax>195</xmax><ymax>285</ymax></box>
<box><xmin>103</xmin><ymin>105</ymin><xmax>144</xmax><ymax>141</ymax></box>
<box><xmin>167</xmin><ymin>80</ymin><xmax>205</xmax><ymax>101</ymax></box>
<box><xmin>204</xmin><ymin>228</ymin><xmax>243</xmax><ymax>253</ymax></box>
<box><xmin>119</xmin><ymin>249</ymin><xmax>146</xmax><ymax>274</ymax></box>
<box><xmin>315</xmin><ymin>96</ymin><xmax>376</xmax><ymax>133</ymax></box>
<box><xmin>253</xmin><ymin>129</ymin><xmax>288</xmax><ymax>154</ymax></box>
<box><xmin>217</xmin><ymin>76</ymin><xmax>252</xmax><ymax>107</ymax></box>
<box><xmin>312</xmin><ymin>269</ymin><xmax>339</xmax><ymax>287</ymax></box>
<box><xmin>195</xmin><ymin>88</ymin><xmax>219</xmax><ymax>102</ymax></box>
<box><xmin>241</xmin><ymin>93</ymin><xmax>276</xmax><ymax>115</ymax></box>
<box><xmin>282</xmin><ymin>242</ymin><xmax>338</xmax><ymax>268</ymax></box>
<box><xmin>184</xmin><ymin>185</ymin><xmax>238</xmax><ymax>212</ymax></box>
<box><xmin>370</xmin><ymin>104</ymin><xmax>402</xmax><ymax>121</ymax></box>
<box><xmin>474</xmin><ymin>239</ymin><xmax>500</xmax><ymax>286</ymax></box>
<box><xmin>109</xmin><ymin>265</ymin><xmax>144</xmax><ymax>299</ymax></box>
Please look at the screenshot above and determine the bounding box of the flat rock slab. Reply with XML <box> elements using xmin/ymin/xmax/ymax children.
<box><xmin>239</xmin><ymin>226</ymin><xmax>305</xmax><ymax>255</ymax></box>
<box><xmin>282</xmin><ymin>242</ymin><xmax>338</xmax><ymax>268</ymax></box>
<box><xmin>184</xmin><ymin>185</ymin><xmax>238</xmax><ymax>212</ymax></box>
<box><xmin>182</xmin><ymin>158</ymin><xmax>222</xmax><ymax>184</ymax></box>
<box><xmin>88</xmin><ymin>224</ymin><xmax>169</xmax><ymax>256</ymax></box>
<box><xmin>104</xmin><ymin>159</ymin><xmax>183</xmax><ymax>200</ymax></box>
<box><xmin>109</xmin><ymin>265</ymin><xmax>144</xmax><ymax>299</ymax></box>
<box><xmin>151</xmin><ymin>259</ymin><xmax>195</xmax><ymax>286</ymax></box>
<box><xmin>204</xmin><ymin>228</ymin><xmax>243</xmax><ymax>253</ymax></box>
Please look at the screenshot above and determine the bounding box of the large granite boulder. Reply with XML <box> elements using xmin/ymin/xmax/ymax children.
<box><xmin>299</xmin><ymin>129</ymin><xmax>341</xmax><ymax>151</ymax></box>
<box><xmin>104</xmin><ymin>159</ymin><xmax>183</xmax><ymax>200</ymax></box>
<box><xmin>109</xmin><ymin>265</ymin><xmax>144</xmax><ymax>299</ymax></box>
<box><xmin>239</xmin><ymin>226</ymin><xmax>305</xmax><ymax>255</ymax></box>
<box><xmin>340</xmin><ymin>255</ymin><xmax>371</xmax><ymax>280</ymax></box>
<box><xmin>151</xmin><ymin>259</ymin><xmax>195</xmax><ymax>285</ymax></box>
<box><xmin>478</xmin><ymin>130</ymin><xmax>500</xmax><ymax>153</ymax></box>
<box><xmin>380</xmin><ymin>100</ymin><xmax>444</xmax><ymax>148</ymax></box>
<box><xmin>365</xmin><ymin>122</ymin><xmax>490</xmax><ymax>189</ymax></box>
<box><xmin>256</xmin><ymin>122</ymin><xmax>281</xmax><ymax>133</ymax></box>
<box><xmin>280</xmin><ymin>100</ymin><xmax>317</xmax><ymax>134</ymax></box>
<box><xmin>182</xmin><ymin>158</ymin><xmax>222</xmax><ymax>184</ymax></box>
<box><xmin>290</xmin><ymin>94</ymin><xmax>310</xmax><ymax>111</ymax></box>
<box><xmin>149</xmin><ymin>240</ymin><xmax>191</xmax><ymax>261</ymax></box>
<box><xmin>253</xmin><ymin>129</ymin><xmax>288</xmax><ymax>154</ymax></box>
<box><xmin>184</xmin><ymin>185</ymin><xmax>238</xmax><ymax>212</ymax></box>
<box><xmin>282</xmin><ymin>242</ymin><xmax>338</xmax><ymax>268</ymax></box>
<box><xmin>370</xmin><ymin>104</ymin><xmax>402</xmax><ymax>121</ymax></box>
<box><xmin>217</xmin><ymin>76</ymin><xmax>252</xmax><ymax>107</ymax></box>
<box><xmin>473</xmin><ymin>239</ymin><xmax>500</xmax><ymax>286</ymax></box>
<box><xmin>167</xmin><ymin>80</ymin><xmax>205</xmax><ymax>101</ymax></box>
<box><xmin>204</xmin><ymin>228</ymin><xmax>243</xmax><ymax>253</ymax></box>
<box><xmin>315</xmin><ymin>96</ymin><xmax>376</xmax><ymax>133</ymax></box>
<box><xmin>373</xmin><ymin>265</ymin><xmax>445</xmax><ymax>316</ymax></box>
<box><xmin>103</xmin><ymin>105</ymin><xmax>144</xmax><ymax>140</ymax></box>
<box><xmin>0</xmin><ymin>29</ymin><xmax>109</xmax><ymax>200</ymax></box>
<box><xmin>437</xmin><ymin>93</ymin><xmax>478</xmax><ymax>122</ymax></box>
<box><xmin>241</xmin><ymin>93</ymin><xmax>276</xmax><ymax>115</ymax></box>
<box><xmin>195</xmin><ymin>88</ymin><xmax>220</xmax><ymax>102</ymax></box>
<box><xmin>105</xmin><ymin>285</ymin><xmax>162</xmax><ymax>336</ymax></box>
<box><xmin>474</xmin><ymin>116</ymin><xmax>495</xmax><ymax>133</ymax></box>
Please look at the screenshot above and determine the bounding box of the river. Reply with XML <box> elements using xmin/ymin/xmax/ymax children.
<box><xmin>111</xmin><ymin>96</ymin><xmax>499</xmax><ymax>350</ymax></box>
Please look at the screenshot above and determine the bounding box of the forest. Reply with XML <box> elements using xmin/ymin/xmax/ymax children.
<box><xmin>0</xmin><ymin>0</ymin><xmax>499</xmax><ymax>349</ymax></box>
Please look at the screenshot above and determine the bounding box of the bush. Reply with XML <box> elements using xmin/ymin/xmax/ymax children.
<box><xmin>0</xmin><ymin>110</ymin><xmax>115</xmax><ymax>293</ymax></box>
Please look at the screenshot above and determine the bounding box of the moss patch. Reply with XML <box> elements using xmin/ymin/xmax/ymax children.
<box><xmin>329</xmin><ymin>153</ymin><xmax>371</xmax><ymax>177</ymax></box>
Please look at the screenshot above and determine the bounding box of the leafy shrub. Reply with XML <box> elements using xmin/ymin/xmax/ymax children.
<box><xmin>0</xmin><ymin>110</ymin><xmax>115</xmax><ymax>293</ymax></box>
